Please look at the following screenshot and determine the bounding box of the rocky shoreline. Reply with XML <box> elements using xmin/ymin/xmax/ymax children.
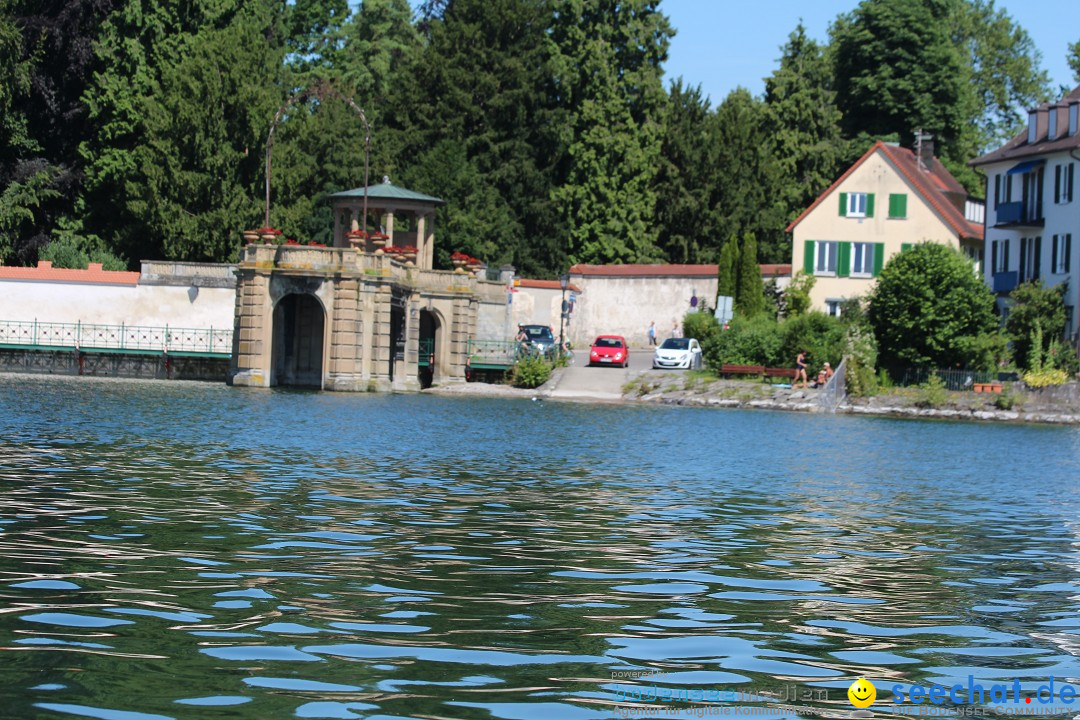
<box><xmin>427</xmin><ymin>371</ymin><xmax>1080</xmax><ymax>425</ymax></box>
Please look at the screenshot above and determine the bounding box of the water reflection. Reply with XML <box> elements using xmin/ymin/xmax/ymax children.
<box><xmin>0</xmin><ymin>375</ymin><xmax>1078</xmax><ymax>719</ymax></box>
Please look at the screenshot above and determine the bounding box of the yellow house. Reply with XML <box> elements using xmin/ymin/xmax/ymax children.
<box><xmin>788</xmin><ymin>140</ymin><xmax>985</xmax><ymax>315</ymax></box>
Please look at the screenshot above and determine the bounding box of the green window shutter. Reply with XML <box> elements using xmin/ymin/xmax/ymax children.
<box><xmin>889</xmin><ymin>193</ymin><xmax>907</xmax><ymax>218</ymax></box>
<box><xmin>872</xmin><ymin>243</ymin><xmax>885</xmax><ymax>276</ymax></box>
<box><xmin>838</xmin><ymin>192</ymin><xmax>847</xmax><ymax>217</ymax></box>
<box><xmin>837</xmin><ymin>242</ymin><xmax>851</xmax><ymax>277</ymax></box>
<box><xmin>866</xmin><ymin>193</ymin><xmax>875</xmax><ymax>218</ymax></box>
<box><xmin>901</xmin><ymin>243</ymin><xmax>913</xmax><ymax>253</ymax></box>
<box><xmin>803</xmin><ymin>240</ymin><xmax>815</xmax><ymax>274</ymax></box>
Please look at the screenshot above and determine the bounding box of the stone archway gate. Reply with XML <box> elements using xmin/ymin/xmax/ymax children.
<box><xmin>228</xmin><ymin>245</ymin><xmax>507</xmax><ymax>391</ymax></box>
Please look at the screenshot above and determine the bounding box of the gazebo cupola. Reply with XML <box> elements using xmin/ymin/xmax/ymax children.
<box><xmin>329</xmin><ymin>177</ymin><xmax>444</xmax><ymax>270</ymax></box>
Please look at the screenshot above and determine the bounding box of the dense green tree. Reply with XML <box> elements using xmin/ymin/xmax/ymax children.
<box><xmin>1005</xmin><ymin>281</ymin><xmax>1068</xmax><ymax>371</ymax></box>
<box><xmin>1069</xmin><ymin>39</ymin><xmax>1080</xmax><ymax>83</ymax></box>
<box><xmin>341</xmin><ymin>0</ymin><xmax>420</xmax><ymax>112</ymax></box>
<box><xmin>830</xmin><ymin>0</ymin><xmax>979</xmax><ymax>189</ymax></box>
<box><xmin>80</xmin><ymin>0</ymin><xmax>286</xmax><ymax>262</ymax></box>
<box><xmin>763</xmin><ymin>23</ymin><xmax>845</xmax><ymax>226</ymax></box>
<box><xmin>716</xmin><ymin>236</ymin><xmax>737</xmax><ymax>301</ymax></box>
<box><xmin>736</xmin><ymin>232</ymin><xmax>764</xmax><ymax>316</ymax></box>
<box><xmin>952</xmin><ymin>0</ymin><xmax>1051</xmax><ymax>151</ymax></box>
<box><xmin>386</xmin><ymin>0</ymin><xmax>564</xmax><ymax>274</ymax></box>
<box><xmin>654</xmin><ymin>80</ymin><xmax>720</xmax><ymax>264</ymax></box>
<box><xmin>867</xmin><ymin>243</ymin><xmax>997</xmax><ymax>369</ymax></box>
<box><xmin>549</xmin><ymin>0</ymin><xmax>672</xmax><ymax>265</ymax></box>
<box><xmin>711</xmin><ymin>88</ymin><xmax>787</xmax><ymax>262</ymax></box>
<box><xmin>0</xmin><ymin>0</ymin><xmax>120</xmax><ymax>263</ymax></box>
<box><xmin>286</xmin><ymin>0</ymin><xmax>350</xmax><ymax>77</ymax></box>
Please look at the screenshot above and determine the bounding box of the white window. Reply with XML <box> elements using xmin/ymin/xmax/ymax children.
<box><xmin>825</xmin><ymin>299</ymin><xmax>844</xmax><ymax>317</ymax></box>
<box><xmin>815</xmin><ymin>241</ymin><xmax>838</xmax><ymax>275</ymax></box>
<box><xmin>963</xmin><ymin>245</ymin><xmax>983</xmax><ymax>275</ymax></box>
<box><xmin>1052</xmin><ymin>234</ymin><xmax>1072</xmax><ymax>274</ymax></box>
<box><xmin>846</xmin><ymin>193</ymin><xmax>867</xmax><ymax>218</ymax></box>
<box><xmin>1056</xmin><ymin>164</ymin><xmax>1074</xmax><ymax>204</ymax></box>
<box><xmin>992</xmin><ymin>239</ymin><xmax>1009</xmax><ymax>273</ymax></box>
<box><xmin>851</xmin><ymin>242</ymin><xmax>874</xmax><ymax>277</ymax></box>
<box><xmin>1019</xmin><ymin>236</ymin><xmax>1040</xmax><ymax>282</ymax></box>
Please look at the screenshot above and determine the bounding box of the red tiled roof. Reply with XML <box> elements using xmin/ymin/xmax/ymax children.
<box><xmin>971</xmin><ymin>86</ymin><xmax>1080</xmax><ymax>166</ymax></box>
<box><xmin>515</xmin><ymin>278</ymin><xmax>582</xmax><ymax>293</ymax></box>
<box><xmin>760</xmin><ymin>264</ymin><xmax>791</xmax><ymax>276</ymax></box>
<box><xmin>569</xmin><ymin>263</ymin><xmax>720</xmax><ymax>278</ymax></box>
<box><xmin>785</xmin><ymin>141</ymin><xmax>983</xmax><ymax>241</ymax></box>
<box><xmin>879</xmin><ymin>143</ymin><xmax>984</xmax><ymax>241</ymax></box>
<box><xmin>0</xmin><ymin>261</ymin><xmax>140</xmax><ymax>285</ymax></box>
<box><xmin>568</xmin><ymin>263</ymin><xmax>792</xmax><ymax>278</ymax></box>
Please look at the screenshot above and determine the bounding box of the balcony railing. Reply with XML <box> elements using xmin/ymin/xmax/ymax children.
<box><xmin>0</xmin><ymin>319</ymin><xmax>232</xmax><ymax>357</ymax></box>
<box><xmin>992</xmin><ymin>271</ymin><xmax>1018</xmax><ymax>294</ymax></box>
<box><xmin>994</xmin><ymin>201</ymin><xmax>1043</xmax><ymax>227</ymax></box>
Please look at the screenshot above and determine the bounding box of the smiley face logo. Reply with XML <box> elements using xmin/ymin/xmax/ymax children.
<box><xmin>848</xmin><ymin>678</ymin><xmax>876</xmax><ymax>708</ymax></box>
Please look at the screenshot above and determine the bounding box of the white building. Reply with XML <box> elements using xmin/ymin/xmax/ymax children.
<box><xmin>971</xmin><ymin>86</ymin><xmax>1080</xmax><ymax>340</ymax></box>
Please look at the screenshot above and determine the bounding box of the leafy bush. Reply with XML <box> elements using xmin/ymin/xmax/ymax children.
<box><xmin>1022</xmin><ymin>369</ymin><xmax>1069</xmax><ymax>388</ymax></box>
<box><xmin>782</xmin><ymin>271</ymin><xmax>815</xmax><ymax>318</ymax></box>
<box><xmin>777</xmin><ymin>312</ymin><xmax>846</xmax><ymax>372</ymax></box>
<box><xmin>917</xmin><ymin>372</ymin><xmax>947</xmax><ymax>408</ymax></box>
<box><xmin>1047</xmin><ymin>338</ymin><xmax>1080</xmax><ymax>374</ymax></box>
<box><xmin>994</xmin><ymin>387</ymin><xmax>1017</xmax><ymax>410</ymax></box>
<box><xmin>1006</xmin><ymin>282</ymin><xmax>1068</xmax><ymax>371</ymax></box>
<box><xmin>868</xmin><ymin>243</ymin><xmax>996</xmax><ymax>369</ymax></box>
<box><xmin>683</xmin><ymin>308</ymin><xmax>721</xmax><ymax>344</ymax></box>
<box><xmin>955</xmin><ymin>332</ymin><xmax>1010</xmax><ymax>373</ymax></box>
<box><xmin>844</xmin><ymin>324</ymin><xmax>878</xmax><ymax>397</ymax></box>
<box><xmin>510</xmin><ymin>356</ymin><xmax>552</xmax><ymax>388</ymax></box>
<box><xmin>702</xmin><ymin>314</ymin><xmax>783</xmax><ymax>368</ymax></box>
<box><xmin>39</xmin><ymin>234</ymin><xmax>126</xmax><ymax>270</ymax></box>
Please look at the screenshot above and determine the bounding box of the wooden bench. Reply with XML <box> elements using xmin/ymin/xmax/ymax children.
<box><xmin>720</xmin><ymin>363</ymin><xmax>765</xmax><ymax>377</ymax></box>
<box><xmin>764</xmin><ymin>367</ymin><xmax>797</xmax><ymax>381</ymax></box>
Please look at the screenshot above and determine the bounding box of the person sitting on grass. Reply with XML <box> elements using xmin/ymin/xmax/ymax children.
<box><xmin>814</xmin><ymin>362</ymin><xmax>833</xmax><ymax>388</ymax></box>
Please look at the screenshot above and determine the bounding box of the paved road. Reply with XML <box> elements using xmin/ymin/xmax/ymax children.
<box><xmin>546</xmin><ymin>349</ymin><xmax>655</xmax><ymax>400</ymax></box>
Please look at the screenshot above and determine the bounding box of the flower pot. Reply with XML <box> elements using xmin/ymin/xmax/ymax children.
<box><xmin>260</xmin><ymin>233</ymin><xmax>278</xmax><ymax>243</ymax></box>
<box><xmin>242</xmin><ymin>230</ymin><xmax>260</xmax><ymax>243</ymax></box>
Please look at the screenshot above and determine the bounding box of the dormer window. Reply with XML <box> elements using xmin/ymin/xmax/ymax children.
<box><xmin>1049</xmin><ymin>110</ymin><xmax>1058</xmax><ymax>140</ymax></box>
<box><xmin>1028</xmin><ymin>111</ymin><xmax>1038</xmax><ymax>144</ymax></box>
<box><xmin>1070</xmin><ymin>103</ymin><xmax>1078</xmax><ymax>136</ymax></box>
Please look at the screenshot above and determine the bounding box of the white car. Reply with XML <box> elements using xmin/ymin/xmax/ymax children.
<box><xmin>653</xmin><ymin>337</ymin><xmax>702</xmax><ymax>369</ymax></box>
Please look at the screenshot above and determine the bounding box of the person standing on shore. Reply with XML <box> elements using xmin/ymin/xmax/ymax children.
<box><xmin>795</xmin><ymin>350</ymin><xmax>809</xmax><ymax>389</ymax></box>
<box><xmin>648</xmin><ymin>322</ymin><xmax>657</xmax><ymax>346</ymax></box>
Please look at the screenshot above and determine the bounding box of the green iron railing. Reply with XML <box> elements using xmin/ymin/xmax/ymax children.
<box><xmin>0</xmin><ymin>319</ymin><xmax>232</xmax><ymax>357</ymax></box>
<box><xmin>467</xmin><ymin>339</ymin><xmax>517</xmax><ymax>369</ymax></box>
<box><xmin>418</xmin><ymin>338</ymin><xmax>435</xmax><ymax>367</ymax></box>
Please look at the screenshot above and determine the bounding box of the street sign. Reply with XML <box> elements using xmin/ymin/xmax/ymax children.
<box><xmin>715</xmin><ymin>295</ymin><xmax>733</xmax><ymax>324</ymax></box>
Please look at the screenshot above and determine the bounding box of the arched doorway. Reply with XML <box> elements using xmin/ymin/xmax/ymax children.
<box><xmin>418</xmin><ymin>309</ymin><xmax>440</xmax><ymax>389</ymax></box>
<box><xmin>272</xmin><ymin>293</ymin><xmax>325</xmax><ymax>388</ymax></box>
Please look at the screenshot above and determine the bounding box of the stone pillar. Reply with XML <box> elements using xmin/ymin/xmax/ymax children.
<box><xmin>415</xmin><ymin>213</ymin><xmax>427</xmax><ymax>270</ymax></box>
<box><xmin>424</xmin><ymin>214</ymin><xmax>435</xmax><ymax>269</ymax></box>
<box><xmin>371</xmin><ymin>282</ymin><xmax>394</xmax><ymax>391</ymax></box>
<box><xmin>228</xmin><ymin>269</ymin><xmax>272</xmax><ymax>387</ymax></box>
<box><xmin>384</xmin><ymin>210</ymin><xmax>395</xmax><ymax>245</ymax></box>
<box><xmin>326</xmin><ymin>278</ymin><xmax>363</xmax><ymax>390</ymax></box>
<box><xmin>449</xmin><ymin>294</ymin><xmax>475</xmax><ymax>378</ymax></box>
<box><xmin>398</xmin><ymin>294</ymin><xmax>422</xmax><ymax>391</ymax></box>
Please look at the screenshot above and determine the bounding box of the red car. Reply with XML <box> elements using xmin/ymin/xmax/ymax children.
<box><xmin>589</xmin><ymin>335</ymin><xmax>630</xmax><ymax>368</ymax></box>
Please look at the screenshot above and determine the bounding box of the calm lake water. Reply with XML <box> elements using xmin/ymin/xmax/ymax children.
<box><xmin>1</xmin><ymin>375</ymin><xmax>1079</xmax><ymax>720</ymax></box>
